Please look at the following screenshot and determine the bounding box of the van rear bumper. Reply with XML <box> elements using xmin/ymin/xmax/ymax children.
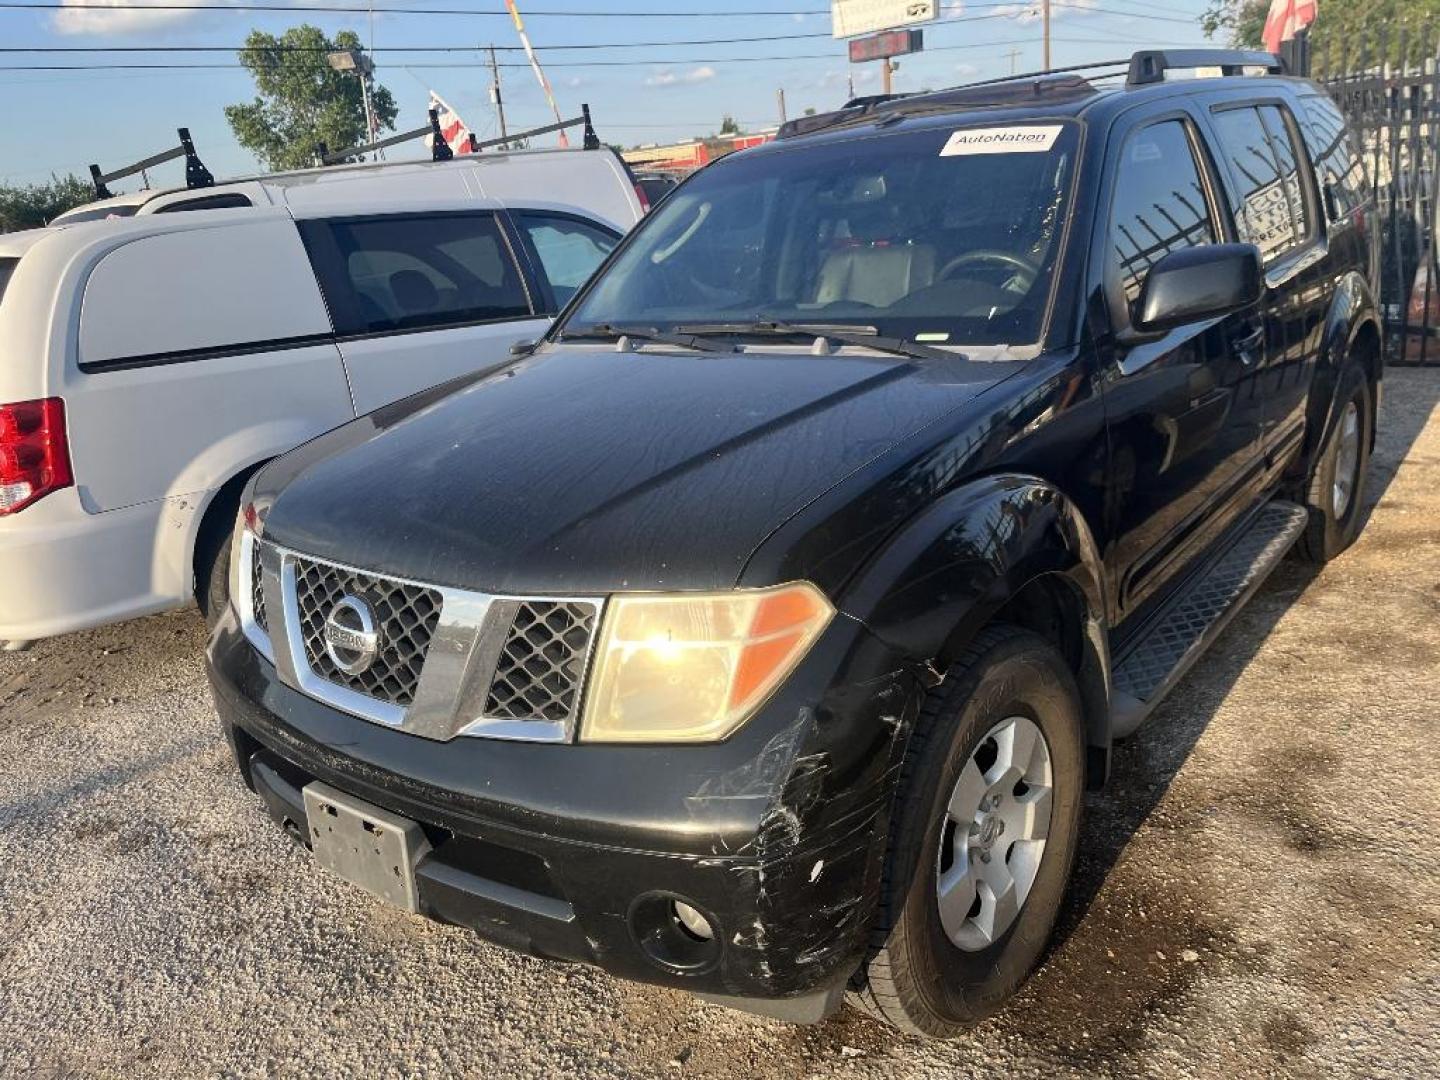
<box><xmin>0</xmin><ymin>491</ymin><xmax>194</xmax><ymax>641</ymax></box>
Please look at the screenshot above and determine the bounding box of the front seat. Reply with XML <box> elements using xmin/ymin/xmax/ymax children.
<box><xmin>814</xmin><ymin>209</ymin><xmax>935</xmax><ymax>309</ymax></box>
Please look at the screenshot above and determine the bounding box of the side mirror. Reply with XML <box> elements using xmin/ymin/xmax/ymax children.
<box><xmin>1133</xmin><ymin>243</ymin><xmax>1263</xmax><ymax>334</ymax></box>
<box><xmin>509</xmin><ymin>339</ymin><xmax>538</xmax><ymax>357</ymax></box>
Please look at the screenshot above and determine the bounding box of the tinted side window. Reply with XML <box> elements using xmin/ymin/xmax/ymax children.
<box><xmin>307</xmin><ymin>213</ymin><xmax>531</xmax><ymax>336</ymax></box>
<box><xmin>1108</xmin><ymin>120</ymin><xmax>1217</xmax><ymax>317</ymax></box>
<box><xmin>1298</xmin><ymin>95</ymin><xmax>1369</xmax><ymax>218</ymax></box>
<box><xmin>516</xmin><ymin>212</ymin><xmax>620</xmax><ymax>308</ymax></box>
<box><xmin>0</xmin><ymin>257</ymin><xmax>17</xmax><ymax>308</ymax></box>
<box><xmin>1259</xmin><ymin>104</ymin><xmax>1314</xmax><ymax>241</ymax></box>
<box><xmin>1212</xmin><ymin>105</ymin><xmax>1306</xmax><ymax>264</ymax></box>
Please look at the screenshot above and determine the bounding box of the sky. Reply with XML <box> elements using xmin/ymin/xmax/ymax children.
<box><xmin>0</xmin><ymin>0</ymin><xmax>1219</xmax><ymax>188</ymax></box>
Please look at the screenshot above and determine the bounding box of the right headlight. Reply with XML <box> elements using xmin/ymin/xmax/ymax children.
<box><xmin>579</xmin><ymin>582</ymin><xmax>835</xmax><ymax>744</ymax></box>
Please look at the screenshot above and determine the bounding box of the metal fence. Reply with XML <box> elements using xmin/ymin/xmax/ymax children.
<box><xmin>1317</xmin><ymin>37</ymin><xmax>1440</xmax><ymax>365</ymax></box>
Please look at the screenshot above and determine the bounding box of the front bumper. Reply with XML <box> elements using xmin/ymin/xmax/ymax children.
<box><xmin>206</xmin><ymin>606</ymin><xmax>922</xmax><ymax>1017</ymax></box>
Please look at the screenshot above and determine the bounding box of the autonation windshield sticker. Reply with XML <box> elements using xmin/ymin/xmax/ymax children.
<box><xmin>940</xmin><ymin>125</ymin><xmax>1064</xmax><ymax>157</ymax></box>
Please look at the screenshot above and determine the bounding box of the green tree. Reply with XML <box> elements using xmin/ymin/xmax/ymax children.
<box><xmin>0</xmin><ymin>173</ymin><xmax>92</xmax><ymax>232</ymax></box>
<box><xmin>719</xmin><ymin>114</ymin><xmax>741</xmax><ymax>135</ymax></box>
<box><xmin>1203</xmin><ymin>0</ymin><xmax>1440</xmax><ymax>68</ymax></box>
<box><xmin>225</xmin><ymin>25</ymin><xmax>398</xmax><ymax>171</ymax></box>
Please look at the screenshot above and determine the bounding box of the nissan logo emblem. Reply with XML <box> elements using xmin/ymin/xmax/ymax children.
<box><xmin>323</xmin><ymin>595</ymin><xmax>380</xmax><ymax>676</ymax></box>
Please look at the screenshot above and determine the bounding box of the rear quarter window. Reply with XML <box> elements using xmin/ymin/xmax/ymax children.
<box><xmin>1298</xmin><ymin>95</ymin><xmax>1369</xmax><ymax>219</ymax></box>
<box><xmin>0</xmin><ymin>257</ymin><xmax>17</xmax><ymax>307</ymax></box>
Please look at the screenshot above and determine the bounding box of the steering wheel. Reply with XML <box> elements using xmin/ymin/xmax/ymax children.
<box><xmin>938</xmin><ymin>250</ymin><xmax>1040</xmax><ymax>289</ymax></box>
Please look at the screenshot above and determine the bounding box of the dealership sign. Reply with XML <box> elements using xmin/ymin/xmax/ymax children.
<box><xmin>848</xmin><ymin>29</ymin><xmax>923</xmax><ymax>63</ymax></box>
<box><xmin>832</xmin><ymin>0</ymin><xmax>938</xmax><ymax>39</ymax></box>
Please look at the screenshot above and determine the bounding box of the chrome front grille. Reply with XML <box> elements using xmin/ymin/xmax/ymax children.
<box><xmin>253</xmin><ymin>541</ymin><xmax>604</xmax><ymax>742</ymax></box>
<box><xmin>250</xmin><ymin>549</ymin><xmax>268</xmax><ymax>634</ymax></box>
<box><xmin>484</xmin><ymin>601</ymin><xmax>599</xmax><ymax>723</ymax></box>
<box><xmin>291</xmin><ymin>556</ymin><xmax>443</xmax><ymax>708</ymax></box>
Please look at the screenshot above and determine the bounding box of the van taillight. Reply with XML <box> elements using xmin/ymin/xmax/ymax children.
<box><xmin>0</xmin><ymin>398</ymin><xmax>72</xmax><ymax>515</ymax></box>
<box><xmin>634</xmin><ymin>183</ymin><xmax>652</xmax><ymax>214</ymax></box>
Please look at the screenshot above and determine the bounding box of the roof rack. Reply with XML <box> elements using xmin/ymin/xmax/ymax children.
<box><xmin>778</xmin><ymin>58</ymin><xmax>1131</xmax><ymax>140</ymax></box>
<box><xmin>1126</xmin><ymin>49</ymin><xmax>1285</xmax><ymax>86</ymax></box>
<box><xmin>777</xmin><ymin>48</ymin><xmax>1288</xmax><ymax>144</ymax></box>
<box><xmin>318</xmin><ymin>103</ymin><xmax>602</xmax><ymax>166</ymax></box>
<box><xmin>88</xmin><ymin>128</ymin><xmax>213</xmax><ymax>199</ymax></box>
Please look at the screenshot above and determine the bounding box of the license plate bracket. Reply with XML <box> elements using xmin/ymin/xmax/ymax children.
<box><xmin>303</xmin><ymin>781</ymin><xmax>432</xmax><ymax>913</ymax></box>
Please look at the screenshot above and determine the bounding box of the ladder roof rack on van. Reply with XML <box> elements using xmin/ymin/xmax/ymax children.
<box><xmin>88</xmin><ymin>128</ymin><xmax>213</xmax><ymax>199</ymax></box>
<box><xmin>318</xmin><ymin>103</ymin><xmax>602</xmax><ymax>167</ymax></box>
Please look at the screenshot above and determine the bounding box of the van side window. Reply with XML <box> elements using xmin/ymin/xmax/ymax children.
<box><xmin>1298</xmin><ymin>94</ymin><xmax>1369</xmax><ymax>219</ymax></box>
<box><xmin>1211</xmin><ymin>105</ymin><xmax>1310</xmax><ymax>264</ymax></box>
<box><xmin>1107</xmin><ymin>120</ymin><xmax>1217</xmax><ymax>318</ymax></box>
<box><xmin>0</xmin><ymin>257</ymin><xmax>17</xmax><ymax>308</ymax></box>
<box><xmin>516</xmin><ymin>212</ymin><xmax>620</xmax><ymax>309</ymax></box>
<box><xmin>305</xmin><ymin>213</ymin><xmax>532</xmax><ymax>336</ymax></box>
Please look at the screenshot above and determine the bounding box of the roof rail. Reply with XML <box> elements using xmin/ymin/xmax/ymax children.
<box><xmin>318</xmin><ymin>103</ymin><xmax>602</xmax><ymax>166</ymax></box>
<box><xmin>87</xmin><ymin>128</ymin><xmax>213</xmax><ymax>199</ymax></box>
<box><xmin>1126</xmin><ymin>49</ymin><xmax>1285</xmax><ymax>86</ymax></box>
<box><xmin>778</xmin><ymin>58</ymin><xmax>1130</xmax><ymax>140</ymax></box>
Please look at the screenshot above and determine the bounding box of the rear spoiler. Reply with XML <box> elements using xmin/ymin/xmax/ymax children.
<box><xmin>88</xmin><ymin>128</ymin><xmax>213</xmax><ymax>199</ymax></box>
<box><xmin>318</xmin><ymin>103</ymin><xmax>602</xmax><ymax>166</ymax></box>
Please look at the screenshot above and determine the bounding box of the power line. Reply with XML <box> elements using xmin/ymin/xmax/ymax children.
<box><xmin>0</xmin><ymin>35</ymin><xmax>1211</xmax><ymax>72</ymax></box>
<box><xmin>0</xmin><ymin>0</ymin><xmax>1204</xmax><ymax>21</ymax></box>
<box><xmin>0</xmin><ymin>8</ymin><xmax>1203</xmax><ymax>53</ymax></box>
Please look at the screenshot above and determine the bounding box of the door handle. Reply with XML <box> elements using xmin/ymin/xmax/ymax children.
<box><xmin>1230</xmin><ymin>322</ymin><xmax>1265</xmax><ymax>365</ymax></box>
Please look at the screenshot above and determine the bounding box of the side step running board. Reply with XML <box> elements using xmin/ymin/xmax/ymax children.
<box><xmin>1110</xmin><ymin>500</ymin><xmax>1309</xmax><ymax>738</ymax></box>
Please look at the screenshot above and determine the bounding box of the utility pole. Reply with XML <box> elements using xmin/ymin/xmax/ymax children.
<box><xmin>777</xmin><ymin>87</ymin><xmax>787</xmax><ymax>124</ymax></box>
<box><xmin>882</xmin><ymin>58</ymin><xmax>893</xmax><ymax>95</ymax></box>
<box><xmin>1005</xmin><ymin>48</ymin><xmax>1022</xmax><ymax>75</ymax></box>
<box><xmin>1042</xmin><ymin>0</ymin><xmax>1051</xmax><ymax>71</ymax></box>
<box><xmin>488</xmin><ymin>45</ymin><xmax>509</xmax><ymax>145</ymax></box>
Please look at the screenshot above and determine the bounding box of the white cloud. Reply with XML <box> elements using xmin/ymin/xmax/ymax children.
<box><xmin>993</xmin><ymin>0</ymin><xmax>1095</xmax><ymax>24</ymax></box>
<box><xmin>644</xmin><ymin>65</ymin><xmax>717</xmax><ymax>88</ymax></box>
<box><xmin>954</xmin><ymin>62</ymin><xmax>979</xmax><ymax>77</ymax></box>
<box><xmin>52</xmin><ymin>0</ymin><xmax>204</xmax><ymax>35</ymax></box>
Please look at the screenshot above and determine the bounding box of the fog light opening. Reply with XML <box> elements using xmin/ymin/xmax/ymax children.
<box><xmin>672</xmin><ymin>900</ymin><xmax>714</xmax><ymax>942</ymax></box>
<box><xmin>630</xmin><ymin>893</ymin><xmax>722</xmax><ymax>973</ymax></box>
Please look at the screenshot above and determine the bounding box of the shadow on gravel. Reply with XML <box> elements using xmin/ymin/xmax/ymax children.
<box><xmin>984</xmin><ymin>371</ymin><xmax>1440</xmax><ymax>1067</ymax></box>
<box><xmin>1356</xmin><ymin>365</ymin><xmax>1440</xmax><ymax>512</ymax></box>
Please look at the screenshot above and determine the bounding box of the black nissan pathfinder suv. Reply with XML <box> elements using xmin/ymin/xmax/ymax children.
<box><xmin>208</xmin><ymin>51</ymin><xmax>1381</xmax><ymax>1038</ymax></box>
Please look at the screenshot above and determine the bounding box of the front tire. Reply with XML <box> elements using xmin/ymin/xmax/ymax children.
<box><xmin>851</xmin><ymin>625</ymin><xmax>1085</xmax><ymax>1038</ymax></box>
<box><xmin>1296</xmin><ymin>358</ymin><xmax>1373</xmax><ymax>564</ymax></box>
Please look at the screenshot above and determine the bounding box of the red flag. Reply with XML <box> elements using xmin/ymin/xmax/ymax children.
<box><xmin>427</xmin><ymin>91</ymin><xmax>475</xmax><ymax>156</ymax></box>
<box><xmin>1263</xmin><ymin>0</ymin><xmax>1318</xmax><ymax>54</ymax></box>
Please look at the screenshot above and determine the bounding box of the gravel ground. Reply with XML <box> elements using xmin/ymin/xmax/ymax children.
<box><xmin>1</xmin><ymin>370</ymin><xmax>1438</xmax><ymax>1079</ymax></box>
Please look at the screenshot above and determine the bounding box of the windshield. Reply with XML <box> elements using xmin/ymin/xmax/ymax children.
<box><xmin>565</xmin><ymin>121</ymin><xmax>1079</xmax><ymax>348</ymax></box>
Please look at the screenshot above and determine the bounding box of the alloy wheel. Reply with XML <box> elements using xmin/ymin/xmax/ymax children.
<box><xmin>1332</xmin><ymin>400</ymin><xmax>1361</xmax><ymax>519</ymax></box>
<box><xmin>935</xmin><ymin>715</ymin><xmax>1054</xmax><ymax>951</ymax></box>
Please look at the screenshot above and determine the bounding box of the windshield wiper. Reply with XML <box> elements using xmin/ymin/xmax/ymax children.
<box><xmin>560</xmin><ymin>322</ymin><xmax>735</xmax><ymax>354</ymax></box>
<box><xmin>674</xmin><ymin>320</ymin><xmax>959</xmax><ymax>362</ymax></box>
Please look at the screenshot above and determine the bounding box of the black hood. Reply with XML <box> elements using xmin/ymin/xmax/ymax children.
<box><xmin>257</xmin><ymin>345</ymin><xmax>1018</xmax><ymax>594</ymax></box>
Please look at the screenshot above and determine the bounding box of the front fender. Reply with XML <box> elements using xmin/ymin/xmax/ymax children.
<box><xmin>1297</xmin><ymin>271</ymin><xmax>1383</xmax><ymax>479</ymax></box>
<box><xmin>837</xmin><ymin>473</ymin><xmax>1113</xmax><ymax>778</ymax></box>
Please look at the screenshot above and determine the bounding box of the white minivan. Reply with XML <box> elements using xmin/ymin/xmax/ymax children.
<box><xmin>0</xmin><ymin>150</ymin><xmax>641</xmax><ymax>646</ymax></box>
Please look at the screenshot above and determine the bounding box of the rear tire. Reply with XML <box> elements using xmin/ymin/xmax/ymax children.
<box><xmin>1296</xmin><ymin>358</ymin><xmax>1373</xmax><ymax>564</ymax></box>
<box><xmin>851</xmin><ymin>625</ymin><xmax>1085</xmax><ymax>1038</ymax></box>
